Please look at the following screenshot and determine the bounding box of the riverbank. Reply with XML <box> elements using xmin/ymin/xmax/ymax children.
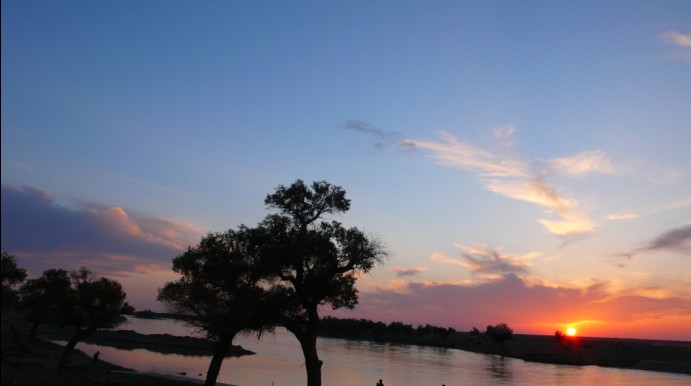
<box><xmin>1</xmin><ymin>312</ymin><xmax>235</xmax><ymax>386</ymax></box>
<box><xmin>456</xmin><ymin>333</ymin><xmax>691</xmax><ymax>374</ymax></box>
<box><xmin>35</xmin><ymin>325</ymin><xmax>254</xmax><ymax>357</ymax></box>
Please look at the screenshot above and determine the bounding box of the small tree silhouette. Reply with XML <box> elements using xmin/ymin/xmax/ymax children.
<box><xmin>19</xmin><ymin>269</ymin><xmax>72</xmax><ymax>339</ymax></box>
<box><xmin>57</xmin><ymin>268</ymin><xmax>134</xmax><ymax>368</ymax></box>
<box><xmin>485</xmin><ymin>323</ymin><xmax>513</xmax><ymax>351</ymax></box>
<box><xmin>1</xmin><ymin>252</ymin><xmax>27</xmax><ymax>313</ymax></box>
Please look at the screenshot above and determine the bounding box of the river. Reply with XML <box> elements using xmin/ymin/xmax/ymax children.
<box><xmin>64</xmin><ymin>317</ymin><xmax>689</xmax><ymax>385</ymax></box>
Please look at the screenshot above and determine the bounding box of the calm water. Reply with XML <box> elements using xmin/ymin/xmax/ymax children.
<box><xmin>63</xmin><ymin>317</ymin><xmax>689</xmax><ymax>386</ymax></box>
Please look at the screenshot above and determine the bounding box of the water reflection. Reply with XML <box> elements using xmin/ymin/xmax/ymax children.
<box><xmin>486</xmin><ymin>354</ymin><xmax>513</xmax><ymax>382</ymax></box>
<box><xmin>63</xmin><ymin>318</ymin><xmax>691</xmax><ymax>386</ymax></box>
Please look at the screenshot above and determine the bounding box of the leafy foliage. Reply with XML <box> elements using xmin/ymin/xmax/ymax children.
<box><xmin>1</xmin><ymin>251</ymin><xmax>28</xmax><ymax>313</ymax></box>
<box><xmin>485</xmin><ymin>323</ymin><xmax>514</xmax><ymax>351</ymax></box>
<box><xmin>57</xmin><ymin>267</ymin><xmax>133</xmax><ymax>367</ymax></box>
<box><xmin>256</xmin><ymin>180</ymin><xmax>387</xmax><ymax>386</ymax></box>
<box><xmin>158</xmin><ymin>229</ymin><xmax>274</xmax><ymax>340</ymax></box>
<box><xmin>158</xmin><ymin>228</ymin><xmax>275</xmax><ymax>386</ymax></box>
<box><xmin>19</xmin><ymin>269</ymin><xmax>72</xmax><ymax>337</ymax></box>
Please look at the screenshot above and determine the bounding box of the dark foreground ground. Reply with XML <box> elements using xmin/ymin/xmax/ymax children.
<box><xmin>1</xmin><ymin>312</ymin><xmax>227</xmax><ymax>386</ymax></box>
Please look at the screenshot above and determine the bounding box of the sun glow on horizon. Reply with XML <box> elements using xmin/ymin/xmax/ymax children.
<box><xmin>566</xmin><ymin>327</ymin><xmax>577</xmax><ymax>336</ymax></box>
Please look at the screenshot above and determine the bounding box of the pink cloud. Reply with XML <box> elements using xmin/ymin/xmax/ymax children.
<box><xmin>329</xmin><ymin>274</ymin><xmax>691</xmax><ymax>340</ymax></box>
<box><xmin>1</xmin><ymin>184</ymin><xmax>205</xmax><ymax>309</ymax></box>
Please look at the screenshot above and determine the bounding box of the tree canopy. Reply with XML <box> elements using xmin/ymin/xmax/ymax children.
<box><xmin>1</xmin><ymin>251</ymin><xmax>28</xmax><ymax>313</ymax></box>
<box><xmin>19</xmin><ymin>268</ymin><xmax>72</xmax><ymax>338</ymax></box>
<box><xmin>256</xmin><ymin>180</ymin><xmax>387</xmax><ymax>386</ymax></box>
<box><xmin>158</xmin><ymin>228</ymin><xmax>275</xmax><ymax>386</ymax></box>
<box><xmin>485</xmin><ymin>323</ymin><xmax>514</xmax><ymax>351</ymax></box>
<box><xmin>57</xmin><ymin>267</ymin><xmax>134</xmax><ymax>367</ymax></box>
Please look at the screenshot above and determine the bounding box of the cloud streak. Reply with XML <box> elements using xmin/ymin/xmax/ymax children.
<box><xmin>343</xmin><ymin>120</ymin><xmax>401</xmax><ymax>149</ymax></box>
<box><xmin>398</xmin><ymin>126</ymin><xmax>610</xmax><ymax>238</ymax></box>
<box><xmin>658</xmin><ymin>31</ymin><xmax>691</xmax><ymax>63</ymax></box>
<box><xmin>615</xmin><ymin>224</ymin><xmax>691</xmax><ymax>265</ymax></box>
<box><xmin>641</xmin><ymin>224</ymin><xmax>691</xmax><ymax>254</ymax></box>
<box><xmin>659</xmin><ymin>31</ymin><xmax>691</xmax><ymax>47</ymax></box>
<box><xmin>547</xmin><ymin>150</ymin><xmax>615</xmax><ymax>176</ymax></box>
<box><xmin>431</xmin><ymin>244</ymin><xmax>537</xmax><ymax>279</ymax></box>
<box><xmin>391</xmin><ymin>267</ymin><xmax>426</xmax><ymax>277</ymax></box>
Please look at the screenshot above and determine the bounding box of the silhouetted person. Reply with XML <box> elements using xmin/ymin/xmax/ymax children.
<box><xmin>376</xmin><ymin>379</ymin><xmax>384</xmax><ymax>386</ymax></box>
<box><xmin>93</xmin><ymin>351</ymin><xmax>100</xmax><ymax>362</ymax></box>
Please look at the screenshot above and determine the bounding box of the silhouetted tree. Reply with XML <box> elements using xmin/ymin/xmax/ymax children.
<box><xmin>57</xmin><ymin>267</ymin><xmax>134</xmax><ymax>367</ymax></box>
<box><xmin>255</xmin><ymin>180</ymin><xmax>387</xmax><ymax>386</ymax></box>
<box><xmin>158</xmin><ymin>229</ymin><xmax>274</xmax><ymax>386</ymax></box>
<box><xmin>19</xmin><ymin>269</ymin><xmax>72</xmax><ymax>339</ymax></box>
<box><xmin>485</xmin><ymin>323</ymin><xmax>513</xmax><ymax>351</ymax></box>
<box><xmin>1</xmin><ymin>252</ymin><xmax>27</xmax><ymax>313</ymax></box>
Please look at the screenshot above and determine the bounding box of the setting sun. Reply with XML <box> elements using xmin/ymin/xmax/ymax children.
<box><xmin>566</xmin><ymin>327</ymin><xmax>577</xmax><ymax>336</ymax></box>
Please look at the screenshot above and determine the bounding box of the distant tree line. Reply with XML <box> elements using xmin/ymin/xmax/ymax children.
<box><xmin>319</xmin><ymin>316</ymin><xmax>457</xmax><ymax>343</ymax></box>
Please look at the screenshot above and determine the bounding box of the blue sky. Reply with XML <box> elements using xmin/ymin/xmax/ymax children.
<box><xmin>2</xmin><ymin>1</ymin><xmax>690</xmax><ymax>339</ymax></box>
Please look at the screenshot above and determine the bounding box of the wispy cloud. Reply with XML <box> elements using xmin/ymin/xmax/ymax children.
<box><xmin>343</xmin><ymin>120</ymin><xmax>400</xmax><ymax>149</ymax></box>
<box><xmin>547</xmin><ymin>150</ymin><xmax>615</xmax><ymax>176</ymax></box>
<box><xmin>399</xmin><ymin>126</ymin><xmax>530</xmax><ymax>177</ymax></box>
<box><xmin>398</xmin><ymin>126</ymin><xmax>609</xmax><ymax>238</ymax></box>
<box><xmin>606</xmin><ymin>212</ymin><xmax>641</xmax><ymax>221</ymax></box>
<box><xmin>664</xmin><ymin>197</ymin><xmax>691</xmax><ymax>211</ymax></box>
<box><xmin>452</xmin><ymin>243</ymin><xmax>537</xmax><ymax>278</ymax></box>
<box><xmin>658</xmin><ymin>31</ymin><xmax>691</xmax><ymax>63</ymax></box>
<box><xmin>659</xmin><ymin>31</ymin><xmax>691</xmax><ymax>47</ymax></box>
<box><xmin>429</xmin><ymin>244</ymin><xmax>539</xmax><ymax>281</ymax></box>
<box><xmin>641</xmin><ymin>224</ymin><xmax>691</xmax><ymax>254</ymax></box>
<box><xmin>391</xmin><ymin>267</ymin><xmax>426</xmax><ymax>277</ymax></box>
<box><xmin>617</xmin><ymin>224</ymin><xmax>691</xmax><ymax>264</ymax></box>
<box><xmin>606</xmin><ymin>197</ymin><xmax>690</xmax><ymax>222</ymax></box>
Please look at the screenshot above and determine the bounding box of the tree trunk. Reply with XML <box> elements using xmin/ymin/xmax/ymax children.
<box><xmin>205</xmin><ymin>338</ymin><xmax>233</xmax><ymax>386</ymax></box>
<box><xmin>29</xmin><ymin>322</ymin><xmax>39</xmax><ymax>339</ymax></box>
<box><xmin>298</xmin><ymin>333</ymin><xmax>322</xmax><ymax>386</ymax></box>
<box><xmin>57</xmin><ymin>327</ymin><xmax>94</xmax><ymax>368</ymax></box>
<box><xmin>10</xmin><ymin>325</ymin><xmax>29</xmax><ymax>353</ymax></box>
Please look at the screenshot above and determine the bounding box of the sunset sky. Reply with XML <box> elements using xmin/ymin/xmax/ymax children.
<box><xmin>2</xmin><ymin>1</ymin><xmax>690</xmax><ymax>340</ymax></box>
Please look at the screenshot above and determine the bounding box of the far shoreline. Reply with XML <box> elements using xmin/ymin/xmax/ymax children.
<box><xmin>132</xmin><ymin>312</ymin><xmax>691</xmax><ymax>375</ymax></box>
<box><xmin>122</xmin><ymin>313</ymin><xmax>691</xmax><ymax>376</ymax></box>
<box><xmin>314</xmin><ymin>317</ymin><xmax>691</xmax><ymax>376</ymax></box>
